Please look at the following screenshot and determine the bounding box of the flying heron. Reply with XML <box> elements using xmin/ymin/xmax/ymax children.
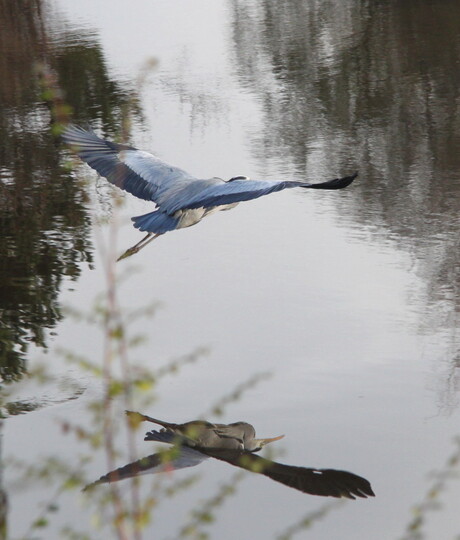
<box><xmin>62</xmin><ymin>125</ymin><xmax>357</xmax><ymax>260</ymax></box>
<box><xmin>85</xmin><ymin>411</ymin><xmax>374</xmax><ymax>499</ymax></box>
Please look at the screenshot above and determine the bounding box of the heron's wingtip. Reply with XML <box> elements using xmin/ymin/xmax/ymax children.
<box><xmin>334</xmin><ymin>171</ymin><xmax>358</xmax><ymax>189</ymax></box>
<box><xmin>305</xmin><ymin>172</ymin><xmax>358</xmax><ymax>190</ymax></box>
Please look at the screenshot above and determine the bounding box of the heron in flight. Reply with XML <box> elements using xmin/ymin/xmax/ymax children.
<box><xmin>85</xmin><ymin>411</ymin><xmax>374</xmax><ymax>499</ymax></box>
<box><xmin>62</xmin><ymin>125</ymin><xmax>357</xmax><ymax>260</ymax></box>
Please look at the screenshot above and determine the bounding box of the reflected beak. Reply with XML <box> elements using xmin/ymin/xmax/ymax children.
<box><xmin>262</xmin><ymin>434</ymin><xmax>285</xmax><ymax>444</ymax></box>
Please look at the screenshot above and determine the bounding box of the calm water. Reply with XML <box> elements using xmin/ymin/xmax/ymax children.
<box><xmin>1</xmin><ymin>1</ymin><xmax>460</xmax><ymax>539</ymax></box>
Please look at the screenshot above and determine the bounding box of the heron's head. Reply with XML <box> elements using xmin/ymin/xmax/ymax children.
<box><xmin>228</xmin><ymin>175</ymin><xmax>250</xmax><ymax>182</ymax></box>
<box><xmin>249</xmin><ymin>434</ymin><xmax>284</xmax><ymax>452</ymax></box>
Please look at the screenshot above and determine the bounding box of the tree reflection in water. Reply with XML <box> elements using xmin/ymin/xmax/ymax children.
<box><xmin>0</xmin><ymin>0</ymin><xmax>139</xmax><ymax>382</ymax></box>
<box><xmin>229</xmin><ymin>0</ymin><xmax>460</xmax><ymax>334</ymax></box>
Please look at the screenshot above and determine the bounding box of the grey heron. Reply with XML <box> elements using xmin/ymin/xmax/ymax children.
<box><xmin>85</xmin><ymin>412</ymin><xmax>374</xmax><ymax>499</ymax></box>
<box><xmin>62</xmin><ymin>125</ymin><xmax>357</xmax><ymax>260</ymax></box>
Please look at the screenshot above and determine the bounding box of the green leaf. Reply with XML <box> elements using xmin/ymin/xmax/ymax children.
<box><xmin>33</xmin><ymin>518</ymin><xmax>49</xmax><ymax>528</ymax></box>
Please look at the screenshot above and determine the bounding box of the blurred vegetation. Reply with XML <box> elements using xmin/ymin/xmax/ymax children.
<box><xmin>3</xmin><ymin>293</ymin><xmax>269</xmax><ymax>540</ymax></box>
<box><xmin>400</xmin><ymin>437</ymin><xmax>460</xmax><ymax>540</ymax></box>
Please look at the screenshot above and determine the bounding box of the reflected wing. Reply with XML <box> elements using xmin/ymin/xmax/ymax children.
<box><xmin>84</xmin><ymin>431</ymin><xmax>208</xmax><ymax>490</ymax></box>
<box><xmin>201</xmin><ymin>449</ymin><xmax>374</xmax><ymax>499</ymax></box>
<box><xmin>62</xmin><ymin>125</ymin><xmax>198</xmax><ymax>203</ymax></box>
<box><xmin>163</xmin><ymin>173</ymin><xmax>358</xmax><ymax>214</ymax></box>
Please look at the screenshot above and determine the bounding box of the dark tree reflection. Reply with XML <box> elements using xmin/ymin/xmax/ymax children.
<box><xmin>0</xmin><ymin>0</ymin><xmax>139</xmax><ymax>381</ymax></box>
<box><xmin>53</xmin><ymin>31</ymin><xmax>141</xmax><ymax>134</ymax></box>
<box><xmin>229</xmin><ymin>0</ymin><xmax>460</xmax><ymax>329</ymax></box>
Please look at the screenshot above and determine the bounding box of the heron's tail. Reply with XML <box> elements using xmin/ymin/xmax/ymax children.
<box><xmin>144</xmin><ymin>430</ymin><xmax>177</xmax><ymax>443</ymax></box>
<box><xmin>131</xmin><ymin>210</ymin><xmax>179</xmax><ymax>233</ymax></box>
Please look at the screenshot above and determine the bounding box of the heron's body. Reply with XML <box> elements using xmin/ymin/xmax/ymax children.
<box><xmin>62</xmin><ymin>125</ymin><xmax>357</xmax><ymax>257</ymax></box>
<box><xmin>85</xmin><ymin>412</ymin><xmax>375</xmax><ymax>500</ymax></box>
<box><xmin>127</xmin><ymin>412</ymin><xmax>280</xmax><ymax>451</ymax></box>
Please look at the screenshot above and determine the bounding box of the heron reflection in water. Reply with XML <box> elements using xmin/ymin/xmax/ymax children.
<box><xmin>62</xmin><ymin>125</ymin><xmax>357</xmax><ymax>260</ymax></box>
<box><xmin>85</xmin><ymin>412</ymin><xmax>374</xmax><ymax>499</ymax></box>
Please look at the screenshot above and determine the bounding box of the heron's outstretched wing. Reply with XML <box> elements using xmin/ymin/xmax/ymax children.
<box><xmin>62</xmin><ymin>125</ymin><xmax>200</xmax><ymax>204</ymax></box>
<box><xmin>162</xmin><ymin>173</ymin><xmax>358</xmax><ymax>214</ymax></box>
<box><xmin>200</xmin><ymin>449</ymin><xmax>374</xmax><ymax>499</ymax></box>
<box><xmin>84</xmin><ymin>431</ymin><xmax>208</xmax><ymax>490</ymax></box>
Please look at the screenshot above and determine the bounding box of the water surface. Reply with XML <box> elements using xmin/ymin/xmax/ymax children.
<box><xmin>1</xmin><ymin>1</ymin><xmax>460</xmax><ymax>539</ymax></box>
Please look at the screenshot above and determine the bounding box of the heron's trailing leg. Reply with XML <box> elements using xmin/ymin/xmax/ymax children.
<box><xmin>117</xmin><ymin>232</ymin><xmax>162</xmax><ymax>261</ymax></box>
